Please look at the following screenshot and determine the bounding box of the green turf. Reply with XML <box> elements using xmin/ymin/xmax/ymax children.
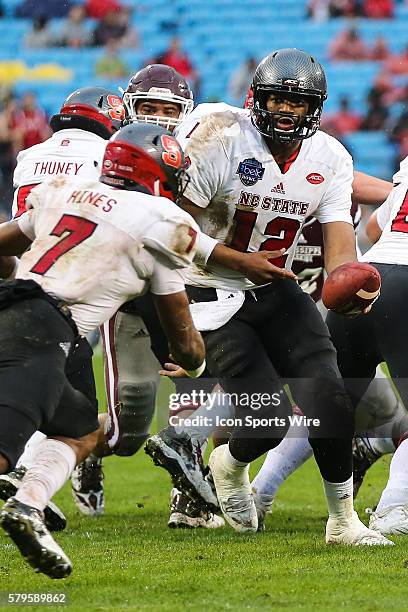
<box><xmin>0</xmin><ymin>354</ymin><xmax>406</xmax><ymax>612</ymax></box>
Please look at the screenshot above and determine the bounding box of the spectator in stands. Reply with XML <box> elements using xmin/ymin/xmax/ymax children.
<box><xmin>360</xmin><ymin>84</ymin><xmax>389</xmax><ymax>130</ymax></box>
<box><xmin>306</xmin><ymin>0</ymin><xmax>331</xmax><ymax>21</ymax></box>
<box><xmin>92</xmin><ymin>7</ymin><xmax>138</xmax><ymax>48</ymax></box>
<box><xmin>0</xmin><ymin>96</ymin><xmax>19</xmax><ymax>215</ymax></box>
<box><xmin>150</xmin><ymin>36</ymin><xmax>200</xmax><ymax>97</ymax></box>
<box><xmin>328</xmin><ymin>26</ymin><xmax>370</xmax><ymax>61</ymax></box>
<box><xmin>155</xmin><ymin>37</ymin><xmax>197</xmax><ymax>84</ymax></box>
<box><xmin>58</xmin><ymin>4</ymin><xmax>92</xmax><ymax>49</ymax></box>
<box><xmin>363</xmin><ymin>0</ymin><xmax>394</xmax><ymax>18</ymax></box>
<box><xmin>95</xmin><ymin>38</ymin><xmax>130</xmax><ymax>79</ymax></box>
<box><xmin>384</xmin><ymin>44</ymin><xmax>408</xmax><ymax>74</ymax></box>
<box><xmin>115</xmin><ymin>6</ymin><xmax>139</xmax><ymax>48</ymax></box>
<box><xmin>228</xmin><ymin>57</ymin><xmax>258</xmax><ymax>106</ymax></box>
<box><xmin>23</xmin><ymin>15</ymin><xmax>55</xmax><ymax>49</ymax></box>
<box><xmin>389</xmin><ymin>109</ymin><xmax>408</xmax><ymax>172</ymax></box>
<box><xmin>328</xmin><ymin>0</ymin><xmax>363</xmax><ymax>17</ymax></box>
<box><xmin>370</xmin><ymin>35</ymin><xmax>391</xmax><ymax>60</ymax></box>
<box><xmin>322</xmin><ymin>96</ymin><xmax>362</xmax><ymax>135</ymax></box>
<box><xmin>10</xmin><ymin>92</ymin><xmax>51</xmax><ymax>151</ymax></box>
<box><xmin>16</xmin><ymin>0</ymin><xmax>72</xmax><ymax>18</ymax></box>
<box><xmin>86</xmin><ymin>0</ymin><xmax>122</xmax><ymax>20</ymax></box>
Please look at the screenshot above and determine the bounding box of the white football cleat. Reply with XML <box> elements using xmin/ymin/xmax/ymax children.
<box><xmin>368</xmin><ymin>504</ymin><xmax>408</xmax><ymax>535</ymax></box>
<box><xmin>208</xmin><ymin>445</ymin><xmax>258</xmax><ymax>533</ymax></box>
<box><xmin>326</xmin><ymin>510</ymin><xmax>394</xmax><ymax>546</ymax></box>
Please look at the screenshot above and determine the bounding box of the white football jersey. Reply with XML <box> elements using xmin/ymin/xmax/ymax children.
<box><xmin>178</xmin><ymin>108</ymin><xmax>354</xmax><ymax>290</ymax></box>
<box><xmin>12</xmin><ymin>129</ymin><xmax>106</xmax><ymax>218</ymax></box>
<box><xmin>392</xmin><ymin>155</ymin><xmax>408</xmax><ymax>184</ymax></box>
<box><xmin>361</xmin><ymin>182</ymin><xmax>408</xmax><ymax>266</ymax></box>
<box><xmin>175</xmin><ymin>102</ymin><xmax>238</xmax><ymax>141</ymax></box>
<box><xmin>16</xmin><ymin>177</ymin><xmax>199</xmax><ymax>335</ymax></box>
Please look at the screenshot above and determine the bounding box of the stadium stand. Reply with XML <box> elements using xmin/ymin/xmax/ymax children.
<box><xmin>1</xmin><ymin>0</ymin><xmax>408</xmax><ymax>188</ymax></box>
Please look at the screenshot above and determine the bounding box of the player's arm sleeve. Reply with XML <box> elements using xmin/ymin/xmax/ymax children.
<box><xmin>376</xmin><ymin>187</ymin><xmax>397</xmax><ymax>230</ymax></box>
<box><xmin>150</xmin><ymin>253</ymin><xmax>187</xmax><ymax>295</ymax></box>
<box><xmin>142</xmin><ymin>215</ymin><xmax>200</xmax><ymax>267</ymax></box>
<box><xmin>16</xmin><ymin>210</ymin><xmax>35</xmax><ymax>241</ymax></box>
<box><xmin>194</xmin><ymin>232</ymin><xmax>218</xmax><ymax>264</ymax></box>
<box><xmin>182</xmin><ymin>123</ymin><xmax>227</xmax><ymax>208</ymax></box>
<box><xmin>313</xmin><ymin>152</ymin><xmax>354</xmax><ymax>225</ymax></box>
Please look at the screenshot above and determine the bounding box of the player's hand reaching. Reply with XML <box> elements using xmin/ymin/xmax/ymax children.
<box><xmin>159</xmin><ymin>362</ymin><xmax>187</xmax><ymax>378</ymax></box>
<box><xmin>236</xmin><ymin>249</ymin><xmax>297</xmax><ymax>285</ymax></box>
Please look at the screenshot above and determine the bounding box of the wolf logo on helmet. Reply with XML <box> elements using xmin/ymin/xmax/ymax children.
<box><xmin>101</xmin><ymin>123</ymin><xmax>188</xmax><ymax>203</ymax></box>
<box><xmin>50</xmin><ymin>86</ymin><xmax>124</xmax><ymax>140</ymax></box>
<box><xmin>251</xmin><ymin>48</ymin><xmax>327</xmax><ymax>142</ymax></box>
<box><xmin>123</xmin><ymin>64</ymin><xmax>194</xmax><ymax>130</ymax></box>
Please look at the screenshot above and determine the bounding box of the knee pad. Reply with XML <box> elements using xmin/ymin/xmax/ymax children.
<box><xmin>112</xmin><ymin>381</ymin><xmax>157</xmax><ymax>457</ymax></box>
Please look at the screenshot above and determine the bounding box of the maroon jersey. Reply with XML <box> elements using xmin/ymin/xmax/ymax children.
<box><xmin>292</xmin><ymin>202</ymin><xmax>360</xmax><ymax>302</ymax></box>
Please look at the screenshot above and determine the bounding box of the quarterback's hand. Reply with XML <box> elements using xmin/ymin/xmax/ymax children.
<box><xmin>159</xmin><ymin>362</ymin><xmax>188</xmax><ymax>378</ymax></box>
<box><xmin>237</xmin><ymin>249</ymin><xmax>297</xmax><ymax>285</ymax></box>
<box><xmin>339</xmin><ymin>304</ymin><xmax>373</xmax><ymax>318</ymax></box>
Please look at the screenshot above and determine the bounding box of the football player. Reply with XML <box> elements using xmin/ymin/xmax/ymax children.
<box><xmin>0</xmin><ymin>86</ymin><xmax>124</xmax><ymax>529</ymax></box>
<box><xmin>0</xmin><ymin>123</ymin><xmax>205</xmax><ymax>577</ymax></box>
<box><xmin>146</xmin><ymin>48</ymin><xmax>394</xmax><ymax>545</ymax></box>
<box><xmin>148</xmin><ymin>93</ymin><xmax>400</xmax><ymax>530</ymax></box>
<box><xmin>69</xmin><ymin>65</ymin><xmax>197</xmax><ymax>518</ymax></box>
<box><xmin>251</xmin><ymin>163</ymin><xmax>408</xmax><ymax>529</ymax></box>
<box><xmin>325</xmin><ymin>171</ymin><xmax>408</xmax><ymax>536</ymax></box>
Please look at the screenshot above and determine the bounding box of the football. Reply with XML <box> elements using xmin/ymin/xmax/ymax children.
<box><xmin>322</xmin><ymin>262</ymin><xmax>381</xmax><ymax>315</ymax></box>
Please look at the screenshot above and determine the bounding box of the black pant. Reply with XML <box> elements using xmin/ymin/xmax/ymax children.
<box><xmin>0</xmin><ymin>281</ymin><xmax>99</xmax><ymax>469</ymax></box>
<box><xmin>327</xmin><ymin>263</ymin><xmax>408</xmax><ymax>417</ymax></box>
<box><xmin>199</xmin><ymin>280</ymin><xmax>354</xmax><ymax>482</ymax></box>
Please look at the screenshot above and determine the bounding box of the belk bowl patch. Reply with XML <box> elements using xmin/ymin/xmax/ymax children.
<box><xmin>236</xmin><ymin>158</ymin><xmax>265</xmax><ymax>186</ymax></box>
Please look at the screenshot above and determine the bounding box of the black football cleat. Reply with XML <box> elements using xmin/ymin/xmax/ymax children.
<box><xmin>1</xmin><ymin>498</ymin><xmax>72</xmax><ymax>579</ymax></box>
<box><xmin>145</xmin><ymin>426</ymin><xmax>218</xmax><ymax>511</ymax></box>
<box><xmin>352</xmin><ymin>437</ymin><xmax>381</xmax><ymax>498</ymax></box>
<box><xmin>0</xmin><ymin>466</ymin><xmax>67</xmax><ymax>532</ymax></box>
<box><xmin>71</xmin><ymin>455</ymin><xmax>104</xmax><ymax>516</ymax></box>
<box><xmin>168</xmin><ymin>488</ymin><xmax>224</xmax><ymax>529</ymax></box>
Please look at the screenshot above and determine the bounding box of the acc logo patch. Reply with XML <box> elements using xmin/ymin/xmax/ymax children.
<box><xmin>236</xmin><ymin>158</ymin><xmax>265</xmax><ymax>187</ymax></box>
<box><xmin>306</xmin><ymin>172</ymin><xmax>324</xmax><ymax>185</ymax></box>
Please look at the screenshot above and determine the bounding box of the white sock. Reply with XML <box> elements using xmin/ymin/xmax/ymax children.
<box><xmin>225</xmin><ymin>444</ymin><xmax>248</xmax><ymax>469</ymax></box>
<box><xmin>376</xmin><ymin>439</ymin><xmax>408</xmax><ymax>512</ymax></box>
<box><xmin>16</xmin><ymin>431</ymin><xmax>47</xmax><ymax>469</ymax></box>
<box><xmin>323</xmin><ymin>476</ymin><xmax>353</xmax><ymax>519</ymax></box>
<box><xmin>252</xmin><ymin>436</ymin><xmax>313</xmax><ymax>498</ymax></box>
<box><xmin>14</xmin><ymin>439</ymin><xmax>76</xmax><ymax>512</ymax></box>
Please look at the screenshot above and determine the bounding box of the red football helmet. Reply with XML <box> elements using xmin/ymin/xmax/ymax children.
<box><xmin>50</xmin><ymin>86</ymin><xmax>125</xmax><ymax>139</ymax></box>
<box><xmin>100</xmin><ymin>123</ymin><xmax>188</xmax><ymax>203</ymax></box>
<box><xmin>122</xmin><ymin>64</ymin><xmax>193</xmax><ymax>130</ymax></box>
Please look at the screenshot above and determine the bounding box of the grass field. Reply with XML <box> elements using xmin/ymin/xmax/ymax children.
<box><xmin>0</xmin><ymin>353</ymin><xmax>406</xmax><ymax>611</ymax></box>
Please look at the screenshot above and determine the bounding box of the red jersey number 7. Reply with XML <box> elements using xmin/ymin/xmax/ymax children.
<box><xmin>30</xmin><ymin>214</ymin><xmax>98</xmax><ymax>275</ymax></box>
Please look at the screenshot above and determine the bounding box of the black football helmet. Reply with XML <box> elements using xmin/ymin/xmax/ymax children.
<box><xmin>251</xmin><ymin>48</ymin><xmax>327</xmax><ymax>142</ymax></box>
<box><xmin>122</xmin><ymin>64</ymin><xmax>194</xmax><ymax>130</ymax></box>
<box><xmin>100</xmin><ymin>123</ymin><xmax>188</xmax><ymax>203</ymax></box>
<box><xmin>50</xmin><ymin>86</ymin><xmax>125</xmax><ymax>139</ymax></box>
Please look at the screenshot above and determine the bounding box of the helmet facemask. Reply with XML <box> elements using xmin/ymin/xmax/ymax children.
<box><xmin>251</xmin><ymin>85</ymin><xmax>323</xmax><ymax>142</ymax></box>
<box><xmin>122</xmin><ymin>89</ymin><xmax>194</xmax><ymax>130</ymax></box>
